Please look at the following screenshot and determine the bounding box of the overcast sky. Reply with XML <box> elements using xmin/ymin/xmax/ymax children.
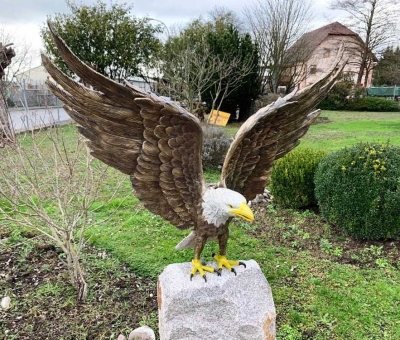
<box><xmin>0</xmin><ymin>0</ymin><xmax>344</xmax><ymax>68</ymax></box>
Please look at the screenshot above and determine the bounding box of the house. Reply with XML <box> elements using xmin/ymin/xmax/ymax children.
<box><xmin>12</xmin><ymin>65</ymin><xmax>57</xmax><ymax>107</ymax></box>
<box><xmin>127</xmin><ymin>76</ymin><xmax>156</xmax><ymax>92</ymax></box>
<box><xmin>15</xmin><ymin>65</ymin><xmax>49</xmax><ymax>87</ymax></box>
<box><xmin>283</xmin><ymin>22</ymin><xmax>375</xmax><ymax>90</ymax></box>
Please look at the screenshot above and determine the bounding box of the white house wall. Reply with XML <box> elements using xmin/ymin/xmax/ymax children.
<box><xmin>301</xmin><ymin>36</ymin><xmax>372</xmax><ymax>89</ymax></box>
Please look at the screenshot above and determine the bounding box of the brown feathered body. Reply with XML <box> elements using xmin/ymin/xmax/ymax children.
<box><xmin>42</xmin><ymin>21</ymin><xmax>346</xmax><ymax>267</ymax></box>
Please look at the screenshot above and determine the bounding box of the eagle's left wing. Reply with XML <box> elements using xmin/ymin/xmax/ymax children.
<box><xmin>220</xmin><ymin>50</ymin><xmax>347</xmax><ymax>201</ymax></box>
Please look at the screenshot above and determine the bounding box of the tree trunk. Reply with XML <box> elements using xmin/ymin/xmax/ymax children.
<box><xmin>356</xmin><ymin>49</ymin><xmax>369</xmax><ymax>86</ymax></box>
<box><xmin>0</xmin><ymin>43</ymin><xmax>16</xmax><ymax>147</ymax></box>
<box><xmin>0</xmin><ymin>82</ymin><xmax>15</xmax><ymax>147</ymax></box>
<box><xmin>66</xmin><ymin>243</ymin><xmax>88</xmax><ymax>302</ymax></box>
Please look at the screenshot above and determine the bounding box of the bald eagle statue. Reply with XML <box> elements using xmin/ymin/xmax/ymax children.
<box><xmin>42</xmin><ymin>22</ymin><xmax>345</xmax><ymax>281</ymax></box>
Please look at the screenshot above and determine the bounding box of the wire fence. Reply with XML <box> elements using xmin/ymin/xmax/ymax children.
<box><xmin>7</xmin><ymin>79</ymin><xmax>62</xmax><ymax>109</ymax></box>
<box><xmin>1</xmin><ymin>79</ymin><xmax>73</xmax><ymax>133</ymax></box>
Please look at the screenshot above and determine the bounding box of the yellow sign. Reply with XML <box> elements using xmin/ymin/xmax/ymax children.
<box><xmin>208</xmin><ymin>110</ymin><xmax>231</xmax><ymax>126</ymax></box>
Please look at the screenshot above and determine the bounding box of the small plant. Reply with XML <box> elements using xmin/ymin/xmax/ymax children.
<box><xmin>0</xmin><ymin>127</ymin><xmax>127</xmax><ymax>301</ymax></box>
<box><xmin>201</xmin><ymin>124</ymin><xmax>231</xmax><ymax>169</ymax></box>
<box><xmin>267</xmin><ymin>204</ymin><xmax>278</xmax><ymax>214</ymax></box>
<box><xmin>315</xmin><ymin>142</ymin><xmax>400</xmax><ymax>240</ymax></box>
<box><xmin>320</xmin><ymin>238</ymin><xmax>333</xmax><ymax>253</ymax></box>
<box><xmin>332</xmin><ymin>247</ymin><xmax>343</xmax><ymax>258</ymax></box>
<box><xmin>270</xmin><ymin>148</ymin><xmax>325</xmax><ymax>208</ymax></box>
<box><xmin>375</xmin><ymin>258</ymin><xmax>388</xmax><ymax>268</ymax></box>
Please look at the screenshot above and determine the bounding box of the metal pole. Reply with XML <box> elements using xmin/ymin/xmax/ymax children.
<box><xmin>56</xmin><ymin>97</ymin><xmax>60</xmax><ymax>124</ymax></box>
<box><xmin>22</xmin><ymin>79</ymin><xmax>30</xmax><ymax>130</ymax></box>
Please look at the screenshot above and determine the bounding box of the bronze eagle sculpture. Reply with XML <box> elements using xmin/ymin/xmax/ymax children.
<box><xmin>42</xmin><ymin>22</ymin><xmax>345</xmax><ymax>281</ymax></box>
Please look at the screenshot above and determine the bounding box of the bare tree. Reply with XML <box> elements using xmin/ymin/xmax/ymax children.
<box><xmin>244</xmin><ymin>0</ymin><xmax>314</xmax><ymax>93</ymax></box>
<box><xmin>208</xmin><ymin>54</ymin><xmax>255</xmax><ymax>116</ymax></box>
<box><xmin>0</xmin><ymin>126</ymin><xmax>127</xmax><ymax>301</ymax></box>
<box><xmin>0</xmin><ymin>24</ymin><xmax>39</xmax><ymax>146</ymax></box>
<box><xmin>161</xmin><ymin>40</ymin><xmax>221</xmax><ymax>115</ymax></box>
<box><xmin>163</xmin><ymin>40</ymin><xmax>255</xmax><ymax>122</ymax></box>
<box><xmin>330</xmin><ymin>0</ymin><xmax>400</xmax><ymax>86</ymax></box>
<box><xmin>0</xmin><ymin>42</ymin><xmax>16</xmax><ymax>147</ymax></box>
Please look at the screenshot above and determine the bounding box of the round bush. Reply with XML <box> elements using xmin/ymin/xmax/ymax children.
<box><xmin>270</xmin><ymin>148</ymin><xmax>326</xmax><ymax>209</ymax></box>
<box><xmin>318</xmin><ymin>80</ymin><xmax>354</xmax><ymax>110</ymax></box>
<box><xmin>315</xmin><ymin>142</ymin><xmax>400</xmax><ymax>240</ymax></box>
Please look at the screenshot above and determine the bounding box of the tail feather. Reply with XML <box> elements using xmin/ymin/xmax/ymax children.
<box><xmin>175</xmin><ymin>231</ymin><xmax>218</xmax><ymax>250</ymax></box>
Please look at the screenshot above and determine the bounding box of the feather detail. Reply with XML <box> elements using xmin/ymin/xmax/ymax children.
<box><xmin>42</xmin><ymin>20</ymin><xmax>205</xmax><ymax>230</ymax></box>
<box><xmin>220</xmin><ymin>45</ymin><xmax>347</xmax><ymax>201</ymax></box>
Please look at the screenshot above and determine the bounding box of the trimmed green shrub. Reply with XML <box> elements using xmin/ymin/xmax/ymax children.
<box><xmin>319</xmin><ymin>80</ymin><xmax>400</xmax><ymax>111</ymax></box>
<box><xmin>348</xmin><ymin>97</ymin><xmax>400</xmax><ymax>112</ymax></box>
<box><xmin>318</xmin><ymin>80</ymin><xmax>354</xmax><ymax>110</ymax></box>
<box><xmin>315</xmin><ymin>142</ymin><xmax>400</xmax><ymax>240</ymax></box>
<box><xmin>270</xmin><ymin>148</ymin><xmax>326</xmax><ymax>208</ymax></box>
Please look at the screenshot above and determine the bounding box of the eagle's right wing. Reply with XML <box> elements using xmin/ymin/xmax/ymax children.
<box><xmin>42</xmin><ymin>21</ymin><xmax>205</xmax><ymax>230</ymax></box>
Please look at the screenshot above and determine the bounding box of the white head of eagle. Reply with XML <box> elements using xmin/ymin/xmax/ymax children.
<box><xmin>202</xmin><ymin>188</ymin><xmax>254</xmax><ymax>227</ymax></box>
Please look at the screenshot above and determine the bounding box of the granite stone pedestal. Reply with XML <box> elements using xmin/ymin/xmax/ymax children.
<box><xmin>157</xmin><ymin>260</ymin><xmax>276</xmax><ymax>340</ymax></box>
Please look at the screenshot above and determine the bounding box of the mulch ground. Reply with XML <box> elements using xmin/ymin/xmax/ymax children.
<box><xmin>0</xmin><ymin>231</ymin><xmax>158</xmax><ymax>340</ymax></box>
<box><xmin>251</xmin><ymin>204</ymin><xmax>400</xmax><ymax>270</ymax></box>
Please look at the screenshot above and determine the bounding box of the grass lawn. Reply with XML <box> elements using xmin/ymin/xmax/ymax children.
<box><xmin>217</xmin><ymin>110</ymin><xmax>400</xmax><ymax>152</ymax></box>
<box><xmin>85</xmin><ymin>199</ymin><xmax>400</xmax><ymax>340</ymax></box>
<box><xmin>1</xmin><ymin>110</ymin><xmax>400</xmax><ymax>339</ymax></box>
<box><xmin>300</xmin><ymin>110</ymin><xmax>400</xmax><ymax>151</ymax></box>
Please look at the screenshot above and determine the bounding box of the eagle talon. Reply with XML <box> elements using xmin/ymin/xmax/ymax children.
<box><xmin>213</xmin><ymin>254</ymin><xmax>245</xmax><ymax>275</ymax></box>
<box><xmin>190</xmin><ymin>259</ymin><xmax>214</xmax><ymax>281</ymax></box>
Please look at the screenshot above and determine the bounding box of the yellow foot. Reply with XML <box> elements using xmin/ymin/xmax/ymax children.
<box><xmin>212</xmin><ymin>253</ymin><xmax>246</xmax><ymax>276</ymax></box>
<box><xmin>190</xmin><ymin>259</ymin><xmax>215</xmax><ymax>282</ymax></box>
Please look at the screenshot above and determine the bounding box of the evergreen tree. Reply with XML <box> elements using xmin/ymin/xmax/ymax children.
<box><xmin>162</xmin><ymin>13</ymin><xmax>260</xmax><ymax>122</ymax></box>
<box><xmin>41</xmin><ymin>0</ymin><xmax>161</xmax><ymax>82</ymax></box>
<box><xmin>373</xmin><ymin>46</ymin><xmax>400</xmax><ymax>86</ymax></box>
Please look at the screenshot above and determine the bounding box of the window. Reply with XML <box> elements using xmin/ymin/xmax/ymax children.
<box><xmin>323</xmin><ymin>48</ymin><xmax>330</xmax><ymax>58</ymax></box>
<box><xmin>310</xmin><ymin>65</ymin><xmax>317</xmax><ymax>74</ymax></box>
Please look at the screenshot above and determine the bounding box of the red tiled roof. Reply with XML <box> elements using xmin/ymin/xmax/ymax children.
<box><xmin>287</xmin><ymin>22</ymin><xmax>363</xmax><ymax>61</ymax></box>
<box><xmin>301</xmin><ymin>22</ymin><xmax>358</xmax><ymax>49</ymax></box>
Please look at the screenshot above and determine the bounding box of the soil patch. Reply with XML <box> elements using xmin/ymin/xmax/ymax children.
<box><xmin>1</xmin><ymin>236</ymin><xmax>158</xmax><ymax>340</ymax></box>
<box><xmin>251</xmin><ymin>205</ymin><xmax>400</xmax><ymax>269</ymax></box>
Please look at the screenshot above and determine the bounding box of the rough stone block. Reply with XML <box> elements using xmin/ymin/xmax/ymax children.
<box><xmin>158</xmin><ymin>260</ymin><xmax>276</xmax><ymax>340</ymax></box>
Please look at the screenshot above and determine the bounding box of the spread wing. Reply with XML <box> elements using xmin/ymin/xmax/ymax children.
<box><xmin>220</xmin><ymin>49</ymin><xmax>347</xmax><ymax>201</ymax></box>
<box><xmin>41</xmin><ymin>21</ymin><xmax>205</xmax><ymax>229</ymax></box>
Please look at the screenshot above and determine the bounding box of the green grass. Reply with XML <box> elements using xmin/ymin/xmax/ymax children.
<box><xmin>86</xmin><ymin>203</ymin><xmax>400</xmax><ymax>339</ymax></box>
<box><xmin>3</xmin><ymin>111</ymin><xmax>400</xmax><ymax>339</ymax></box>
<box><xmin>218</xmin><ymin>110</ymin><xmax>400</xmax><ymax>152</ymax></box>
<box><xmin>299</xmin><ymin>110</ymin><xmax>400</xmax><ymax>151</ymax></box>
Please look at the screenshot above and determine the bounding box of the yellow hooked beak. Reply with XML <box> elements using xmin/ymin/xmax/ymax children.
<box><xmin>229</xmin><ymin>202</ymin><xmax>254</xmax><ymax>222</ymax></box>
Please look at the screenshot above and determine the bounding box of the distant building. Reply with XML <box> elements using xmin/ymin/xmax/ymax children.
<box><xmin>282</xmin><ymin>22</ymin><xmax>375</xmax><ymax>90</ymax></box>
<box><xmin>15</xmin><ymin>65</ymin><xmax>49</xmax><ymax>87</ymax></box>
<box><xmin>127</xmin><ymin>76</ymin><xmax>156</xmax><ymax>92</ymax></box>
<box><xmin>12</xmin><ymin>65</ymin><xmax>56</xmax><ymax>107</ymax></box>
